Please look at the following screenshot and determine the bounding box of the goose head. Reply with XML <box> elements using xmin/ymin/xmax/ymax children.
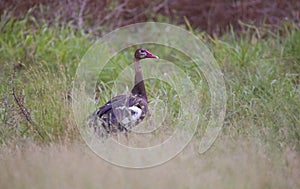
<box><xmin>134</xmin><ymin>48</ymin><xmax>159</xmax><ymax>60</ymax></box>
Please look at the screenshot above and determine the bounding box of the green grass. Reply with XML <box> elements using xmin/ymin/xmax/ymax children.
<box><xmin>0</xmin><ymin>14</ymin><xmax>92</xmax><ymax>143</ymax></box>
<box><xmin>0</xmin><ymin>13</ymin><xmax>299</xmax><ymax>188</ymax></box>
<box><xmin>0</xmin><ymin>13</ymin><xmax>299</xmax><ymax>146</ymax></box>
<box><xmin>210</xmin><ymin>28</ymin><xmax>300</xmax><ymax>149</ymax></box>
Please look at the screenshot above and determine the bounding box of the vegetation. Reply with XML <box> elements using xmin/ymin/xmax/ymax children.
<box><xmin>0</xmin><ymin>6</ymin><xmax>299</xmax><ymax>189</ymax></box>
<box><xmin>0</xmin><ymin>14</ymin><xmax>92</xmax><ymax>143</ymax></box>
<box><xmin>1</xmin><ymin>14</ymin><xmax>299</xmax><ymax>147</ymax></box>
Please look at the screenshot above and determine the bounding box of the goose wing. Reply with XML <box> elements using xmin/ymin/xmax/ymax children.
<box><xmin>90</xmin><ymin>94</ymin><xmax>148</xmax><ymax>135</ymax></box>
<box><xmin>96</xmin><ymin>94</ymin><xmax>147</xmax><ymax>118</ymax></box>
<box><xmin>95</xmin><ymin>94</ymin><xmax>128</xmax><ymax>118</ymax></box>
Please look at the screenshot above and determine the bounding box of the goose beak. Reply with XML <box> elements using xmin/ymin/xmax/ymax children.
<box><xmin>146</xmin><ymin>51</ymin><xmax>159</xmax><ymax>59</ymax></box>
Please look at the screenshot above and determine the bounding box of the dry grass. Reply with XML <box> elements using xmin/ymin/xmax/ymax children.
<box><xmin>0</xmin><ymin>136</ymin><xmax>299</xmax><ymax>189</ymax></box>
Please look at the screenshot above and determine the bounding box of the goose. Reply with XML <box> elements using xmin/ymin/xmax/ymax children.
<box><xmin>90</xmin><ymin>48</ymin><xmax>159</xmax><ymax>137</ymax></box>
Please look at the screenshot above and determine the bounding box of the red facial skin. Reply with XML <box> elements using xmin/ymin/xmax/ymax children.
<box><xmin>145</xmin><ymin>50</ymin><xmax>159</xmax><ymax>59</ymax></box>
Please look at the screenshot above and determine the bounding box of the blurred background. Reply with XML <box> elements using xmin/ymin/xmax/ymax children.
<box><xmin>1</xmin><ymin>0</ymin><xmax>299</xmax><ymax>36</ymax></box>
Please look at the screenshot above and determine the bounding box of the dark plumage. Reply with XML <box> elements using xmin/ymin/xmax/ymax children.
<box><xmin>89</xmin><ymin>48</ymin><xmax>158</xmax><ymax>137</ymax></box>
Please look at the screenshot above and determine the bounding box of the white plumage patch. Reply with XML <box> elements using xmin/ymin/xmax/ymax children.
<box><xmin>119</xmin><ymin>106</ymin><xmax>142</xmax><ymax>126</ymax></box>
<box><xmin>128</xmin><ymin>106</ymin><xmax>142</xmax><ymax>123</ymax></box>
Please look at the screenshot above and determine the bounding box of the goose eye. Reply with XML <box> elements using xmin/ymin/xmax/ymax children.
<box><xmin>138</xmin><ymin>49</ymin><xmax>147</xmax><ymax>58</ymax></box>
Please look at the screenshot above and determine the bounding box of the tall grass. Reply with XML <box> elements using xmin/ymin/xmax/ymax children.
<box><xmin>0</xmin><ymin>14</ymin><xmax>92</xmax><ymax>143</ymax></box>
<box><xmin>210</xmin><ymin>27</ymin><xmax>300</xmax><ymax>150</ymax></box>
<box><xmin>0</xmin><ymin>13</ymin><xmax>299</xmax><ymax>147</ymax></box>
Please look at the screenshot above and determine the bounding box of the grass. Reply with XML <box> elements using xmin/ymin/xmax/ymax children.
<box><xmin>0</xmin><ymin>13</ymin><xmax>299</xmax><ymax>188</ymax></box>
<box><xmin>0</xmin><ymin>137</ymin><xmax>299</xmax><ymax>189</ymax></box>
<box><xmin>212</xmin><ymin>28</ymin><xmax>300</xmax><ymax>149</ymax></box>
<box><xmin>0</xmin><ymin>14</ymin><xmax>92</xmax><ymax>143</ymax></box>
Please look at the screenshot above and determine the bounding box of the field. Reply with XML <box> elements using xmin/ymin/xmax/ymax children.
<box><xmin>0</xmin><ymin>9</ymin><xmax>300</xmax><ymax>189</ymax></box>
